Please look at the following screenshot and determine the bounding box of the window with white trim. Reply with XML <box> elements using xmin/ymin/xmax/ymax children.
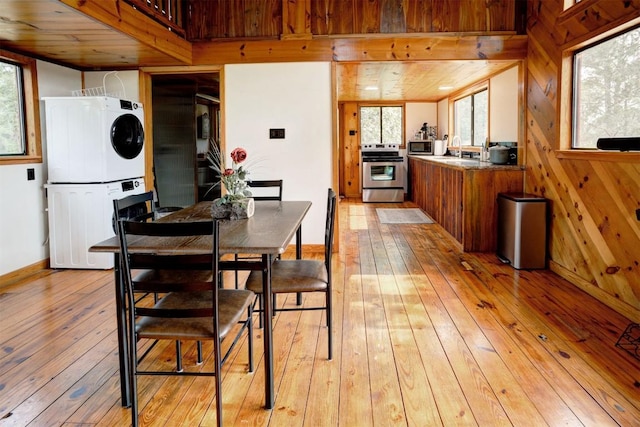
<box><xmin>454</xmin><ymin>88</ymin><xmax>488</xmax><ymax>147</ymax></box>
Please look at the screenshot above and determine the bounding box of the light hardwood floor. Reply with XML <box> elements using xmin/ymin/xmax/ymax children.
<box><xmin>1</xmin><ymin>198</ymin><xmax>639</xmax><ymax>426</ymax></box>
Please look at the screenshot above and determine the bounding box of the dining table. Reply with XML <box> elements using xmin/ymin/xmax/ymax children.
<box><xmin>89</xmin><ymin>199</ymin><xmax>312</xmax><ymax>410</ymax></box>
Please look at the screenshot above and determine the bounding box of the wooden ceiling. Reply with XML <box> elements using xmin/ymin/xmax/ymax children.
<box><xmin>337</xmin><ymin>60</ymin><xmax>517</xmax><ymax>102</ymax></box>
<box><xmin>0</xmin><ymin>0</ymin><xmax>190</xmax><ymax>69</ymax></box>
<box><xmin>0</xmin><ymin>0</ymin><xmax>522</xmax><ymax>102</ymax></box>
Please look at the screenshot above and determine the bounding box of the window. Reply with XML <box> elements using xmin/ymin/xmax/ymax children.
<box><xmin>0</xmin><ymin>60</ymin><xmax>26</xmax><ymax>155</ymax></box>
<box><xmin>360</xmin><ymin>106</ymin><xmax>403</xmax><ymax>146</ymax></box>
<box><xmin>0</xmin><ymin>49</ymin><xmax>41</xmax><ymax>164</ymax></box>
<box><xmin>454</xmin><ymin>88</ymin><xmax>488</xmax><ymax>146</ymax></box>
<box><xmin>572</xmin><ymin>26</ymin><xmax>640</xmax><ymax>149</ymax></box>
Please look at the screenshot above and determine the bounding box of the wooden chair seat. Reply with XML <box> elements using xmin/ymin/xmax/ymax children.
<box><xmin>245</xmin><ymin>260</ymin><xmax>328</xmax><ymax>294</ymax></box>
<box><xmin>137</xmin><ymin>289</ymin><xmax>255</xmax><ymax>340</ymax></box>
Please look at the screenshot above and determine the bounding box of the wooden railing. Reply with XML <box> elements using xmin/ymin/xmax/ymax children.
<box><xmin>125</xmin><ymin>0</ymin><xmax>185</xmax><ymax>37</ymax></box>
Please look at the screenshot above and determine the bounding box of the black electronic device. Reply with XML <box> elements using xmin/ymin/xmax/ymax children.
<box><xmin>596</xmin><ymin>137</ymin><xmax>640</xmax><ymax>151</ymax></box>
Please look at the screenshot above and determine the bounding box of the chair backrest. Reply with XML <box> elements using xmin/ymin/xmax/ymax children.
<box><xmin>324</xmin><ymin>188</ymin><xmax>337</xmax><ymax>273</ymax></box>
<box><xmin>117</xmin><ymin>219</ymin><xmax>219</xmax><ymax>317</ymax></box>
<box><xmin>112</xmin><ymin>191</ymin><xmax>155</xmax><ymax>233</ymax></box>
<box><xmin>247</xmin><ymin>179</ymin><xmax>283</xmax><ymax>201</ymax></box>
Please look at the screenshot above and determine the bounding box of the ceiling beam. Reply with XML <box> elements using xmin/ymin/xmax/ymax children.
<box><xmin>192</xmin><ymin>33</ymin><xmax>527</xmax><ymax>65</ymax></box>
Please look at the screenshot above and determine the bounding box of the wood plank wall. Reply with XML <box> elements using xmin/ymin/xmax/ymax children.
<box><xmin>340</xmin><ymin>102</ymin><xmax>361</xmax><ymax>198</ymax></box>
<box><xmin>525</xmin><ymin>0</ymin><xmax>640</xmax><ymax>321</ymax></box>
<box><xmin>187</xmin><ymin>0</ymin><xmax>282</xmax><ymax>40</ymax></box>
<box><xmin>186</xmin><ymin>0</ymin><xmax>526</xmax><ymax>40</ymax></box>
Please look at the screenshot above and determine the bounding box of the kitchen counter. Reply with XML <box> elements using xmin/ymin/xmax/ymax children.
<box><xmin>409</xmin><ymin>156</ymin><xmax>524</xmax><ymax>252</ymax></box>
<box><xmin>408</xmin><ymin>154</ymin><xmax>524</xmax><ymax>171</ymax></box>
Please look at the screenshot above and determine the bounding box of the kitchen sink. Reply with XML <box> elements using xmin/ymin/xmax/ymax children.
<box><xmin>432</xmin><ymin>157</ymin><xmax>480</xmax><ymax>165</ymax></box>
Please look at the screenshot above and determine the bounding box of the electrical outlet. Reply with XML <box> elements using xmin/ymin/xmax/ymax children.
<box><xmin>27</xmin><ymin>168</ymin><xmax>35</xmax><ymax>181</ymax></box>
<box><xmin>269</xmin><ymin>128</ymin><xmax>285</xmax><ymax>139</ymax></box>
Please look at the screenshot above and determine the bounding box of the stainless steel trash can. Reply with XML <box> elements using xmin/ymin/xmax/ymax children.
<box><xmin>497</xmin><ymin>193</ymin><xmax>547</xmax><ymax>269</ymax></box>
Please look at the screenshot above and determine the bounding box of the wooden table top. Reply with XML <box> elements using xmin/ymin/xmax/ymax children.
<box><xmin>90</xmin><ymin>200</ymin><xmax>312</xmax><ymax>255</ymax></box>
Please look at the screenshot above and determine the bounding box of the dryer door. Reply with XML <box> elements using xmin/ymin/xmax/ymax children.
<box><xmin>111</xmin><ymin>113</ymin><xmax>144</xmax><ymax>159</ymax></box>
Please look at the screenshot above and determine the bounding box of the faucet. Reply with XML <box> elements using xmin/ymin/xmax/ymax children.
<box><xmin>452</xmin><ymin>136</ymin><xmax>462</xmax><ymax>158</ymax></box>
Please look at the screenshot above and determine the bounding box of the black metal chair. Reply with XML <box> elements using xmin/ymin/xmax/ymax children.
<box><xmin>245</xmin><ymin>188</ymin><xmax>337</xmax><ymax>359</ymax></box>
<box><xmin>112</xmin><ymin>191</ymin><xmax>155</xmax><ymax>231</ymax></box>
<box><xmin>234</xmin><ymin>179</ymin><xmax>284</xmax><ymax>288</ymax></box>
<box><xmin>247</xmin><ymin>179</ymin><xmax>283</xmax><ymax>201</ymax></box>
<box><xmin>113</xmin><ymin>192</ymin><xmax>194</xmax><ymax>299</ymax></box>
<box><xmin>113</xmin><ymin>192</ymin><xmax>214</xmax><ymax>363</ymax></box>
<box><xmin>117</xmin><ymin>219</ymin><xmax>254</xmax><ymax>427</ymax></box>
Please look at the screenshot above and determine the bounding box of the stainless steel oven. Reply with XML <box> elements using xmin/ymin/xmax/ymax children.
<box><xmin>361</xmin><ymin>144</ymin><xmax>405</xmax><ymax>203</ymax></box>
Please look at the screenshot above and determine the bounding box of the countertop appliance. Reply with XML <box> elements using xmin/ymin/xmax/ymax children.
<box><xmin>44</xmin><ymin>96</ymin><xmax>146</xmax><ymax>269</ymax></box>
<box><xmin>361</xmin><ymin>143</ymin><xmax>405</xmax><ymax>202</ymax></box>
<box><xmin>408</xmin><ymin>139</ymin><xmax>434</xmax><ymax>155</ymax></box>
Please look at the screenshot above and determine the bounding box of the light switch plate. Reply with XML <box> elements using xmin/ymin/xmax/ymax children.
<box><xmin>269</xmin><ymin>128</ymin><xmax>285</xmax><ymax>139</ymax></box>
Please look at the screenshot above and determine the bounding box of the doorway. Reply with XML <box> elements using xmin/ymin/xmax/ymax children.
<box><xmin>147</xmin><ymin>72</ymin><xmax>221</xmax><ymax>208</ymax></box>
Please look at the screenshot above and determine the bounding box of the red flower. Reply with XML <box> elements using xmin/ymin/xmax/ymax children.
<box><xmin>230</xmin><ymin>147</ymin><xmax>247</xmax><ymax>164</ymax></box>
<box><xmin>223</xmin><ymin>168</ymin><xmax>234</xmax><ymax>176</ymax></box>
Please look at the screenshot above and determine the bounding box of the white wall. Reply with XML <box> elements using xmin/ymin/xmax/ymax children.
<box><xmin>437</xmin><ymin>99</ymin><xmax>449</xmax><ymax>140</ymax></box>
<box><xmin>224</xmin><ymin>62</ymin><xmax>332</xmax><ymax>244</ymax></box>
<box><xmin>85</xmin><ymin>71</ymin><xmax>140</xmax><ymax>102</ymax></box>
<box><xmin>489</xmin><ymin>66</ymin><xmax>519</xmax><ymax>142</ymax></box>
<box><xmin>0</xmin><ymin>61</ymin><xmax>81</xmax><ymax>276</ymax></box>
<box><xmin>405</xmin><ymin>103</ymin><xmax>437</xmax><ymax>141</ymax></box>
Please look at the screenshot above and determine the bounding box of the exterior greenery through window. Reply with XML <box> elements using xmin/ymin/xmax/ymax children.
<box><xmin>454</xmin><ymin>89</ymin><xmax>488</xmax><ymax>146</ymax></box>
<box><xmin>573</xmin><ymin>25</ymin><xmax>640</xmax><ymax>149</ymax></box>
<box><xmin>0</xmin><ymin>49</ymin><xmax>39</xmax><ymax>164</ymax></box>
<box><xmin>0</xmin><ymin>59</ymin><xmax>25</xmax><ymax>156</ymax></box>
<box><xmin>360</xmin><ymin>106</ymin><xmax>403</xmax><ymax>146</ymax></box>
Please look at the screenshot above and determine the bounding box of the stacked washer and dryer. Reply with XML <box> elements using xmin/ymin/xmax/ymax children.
<box><xmin>44</xmin><ymin>97</ymin><xmax>146</xmax><ymax>269</ymax></box>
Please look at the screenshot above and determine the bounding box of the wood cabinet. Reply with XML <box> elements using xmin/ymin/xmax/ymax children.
<box><xmin>409</xmin><ymin>157</ymin><xmax>524</xmax><ymax>252</ymax></box>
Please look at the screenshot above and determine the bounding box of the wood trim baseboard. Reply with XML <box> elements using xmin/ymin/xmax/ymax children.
<box><xmin>549</xmin><ymin>260</ymin><xmax>640</xmax><ymax>323</ymax></box>
<box><xmin>0</xmin><ymin>259</ymin><xmax>49</xmax><ymax>289</ymax></box>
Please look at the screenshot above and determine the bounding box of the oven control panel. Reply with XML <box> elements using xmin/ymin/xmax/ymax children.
<box><xmin>361</xmin><ymin>143</ymin><xmax>400</xmax><ymax>150</ymax></box>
